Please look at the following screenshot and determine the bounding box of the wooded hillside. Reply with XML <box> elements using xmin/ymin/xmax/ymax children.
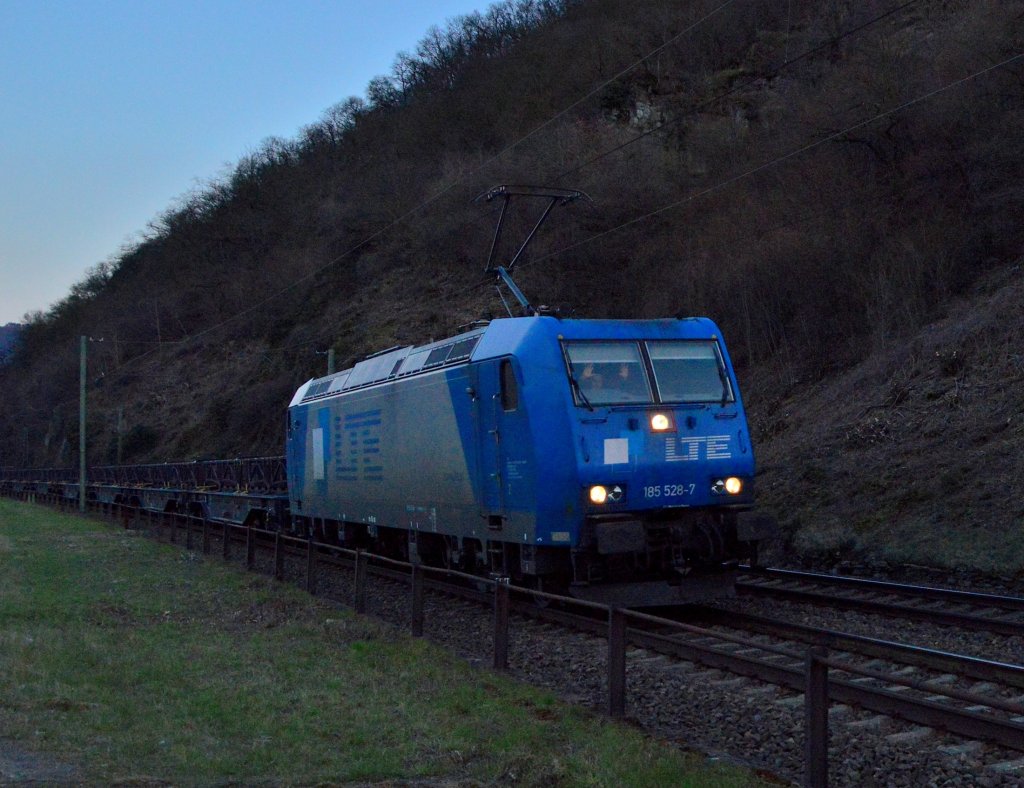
<box><xmin>1</xmin><ymin>0</ymin><xmax>1021</xmax><ymax>569</ymax></box>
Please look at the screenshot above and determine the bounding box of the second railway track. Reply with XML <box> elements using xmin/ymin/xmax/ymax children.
<box><xmin>736</xmin><ymin>566</ymin><xmax>1024</xmax><ymax>637</ymax></box>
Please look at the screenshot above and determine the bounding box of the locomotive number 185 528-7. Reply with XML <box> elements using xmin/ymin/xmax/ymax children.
<box><xmin>643</xmin><ymin>483</ymin><xmax>696</xmax><ymax>498</ymax></box>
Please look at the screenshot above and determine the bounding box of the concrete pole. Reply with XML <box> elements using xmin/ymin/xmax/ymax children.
<box><xmin>79</xmin><ymin>335</ymin><xmax>87</xmax><ymax>513</ymax></box>
<box><xmin>327</xmin><ymin>348</ymin><xmax>336</xmax><ymax>376</ymax></box>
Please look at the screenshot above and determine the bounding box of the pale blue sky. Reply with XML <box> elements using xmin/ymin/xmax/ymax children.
<box><xmin>0</xmin><ymin>0</ymin><xmax>487</xmax><ymax>324</ymax></box>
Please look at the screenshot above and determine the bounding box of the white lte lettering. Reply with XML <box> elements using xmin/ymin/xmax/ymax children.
<box><xmin>665</xmin><ymin>435</ymin><xmax>731</xmax><ymax>462</ymax></box>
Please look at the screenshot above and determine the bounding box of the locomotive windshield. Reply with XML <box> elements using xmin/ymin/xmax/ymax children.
<box><xmin>564</xmin><ymin>342</ymin><xmax>652</xmax><ymax>405</ymax></box>
<box><xmin>563</xmin><ymin>339</ymin><xmax>734</xmax><ymax>406</ymax></box>
<box><xmin>646</xmin><ymin>340</ymin><xmax>734</xmax><ymax>404</ymax></box>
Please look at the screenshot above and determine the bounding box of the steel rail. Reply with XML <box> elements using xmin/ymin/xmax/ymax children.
<box><xmin>680</xmin><ymin>604</ymin><xmax>1024</xmax><ymax>689</ymax></box>
<box><xmin>740</xmin><ymin>566</ymin><xmax>1024</xmax><ymax>611</ymax></box>
<box><xmin>626</xmin><ymin>626</ymin><xmax>1024</xmax><ymax>750</ymax></box>
<box><xmin>736</xmin><ymin>573</ymin><xmax>1024</xmax><ymax>637</ymax></box>
<box><xmin>622</xmin><ymin>609</ymin><xmax>1024</xmax><ymax>707</ymax></box>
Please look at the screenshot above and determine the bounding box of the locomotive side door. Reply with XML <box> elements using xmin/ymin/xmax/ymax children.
<box><xmin>473</xmin><ymin>359</ymin><xmax>504</xmax><ymax>522</ymax></box>
<box><xmin>472</xmin><ymin>357</ymin><xmax>522</xmax><ymax>527</ymax></box>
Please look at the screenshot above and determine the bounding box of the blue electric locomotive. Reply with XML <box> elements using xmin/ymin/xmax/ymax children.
<box><xmin>286</xmin><ymin>314</ymin><xmax>766</xmax><ymax>591</ymax></box>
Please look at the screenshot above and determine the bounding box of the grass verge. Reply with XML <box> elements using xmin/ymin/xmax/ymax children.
<box><xmin>0</xmin><ymin>499</ymin><xmax>766</xmax><ymax>786</ymax></box>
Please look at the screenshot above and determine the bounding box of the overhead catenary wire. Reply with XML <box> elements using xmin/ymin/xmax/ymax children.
<box><xmin>461</xmin><ymin>183</ymin><xmax>911</xmax><ymax>317</ymax></box>
<box><xmin>51</xmin><ymin>6</ymin><xmax>726</xmax><ymax>373</ymax></box>
<box><xmin>478</xmin><ymin>1</ymin><xmax>921</xmax><ymax>313</ymax></box>
<box><xmin>64</xmin><ymin>4</ymin><xmax>1015</xmax><ymax>373</ymax></box>
<box><xmin>121</xmin><ymin>0</ymin><xmax>740</xmax><ymax>355</ymax></box>
<box><xmin>95</xmin><ymin>209</ymin><xmax>496</xmax><ymax>378</ymax></box>
<box><xmin>528</xmin><ymin>51</ymin><xmax>1024</xmax><ymax>267</ymax></box>
<box><xmin>14</xmin><ymin>10</ymin><xmax>1020</xmax><ymax>471</ymax></box>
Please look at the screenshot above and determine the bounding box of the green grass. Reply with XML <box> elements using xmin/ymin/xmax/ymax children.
<box><xmin>0</xmin><ymin>499</ymin><xmax>766</xmax><ymax>786</ymax></box>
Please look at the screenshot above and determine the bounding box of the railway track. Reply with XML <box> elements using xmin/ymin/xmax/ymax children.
<box><xmin>629</xmin><ymin>605</ymin><xmax>1024</xmax><ymax>751</ymax></box>
<box><xmin>331</xmin><ymin>553</ymin><xmax>1024</xmax><ymax>770</ymax></box>
<box><xmin>248</xmin><ymin>527</ymin><xmax>1024</xmax><ymax>756</ymax></box>
<box><xmin>500</xmin><ymin>598</ymin><xmax>1024</xmax><ymax>752</ymax></box>
<box><xmin>735</xmin><ymin>566</ymin><xmax>1024</xmax><ymax>637</ymax></box>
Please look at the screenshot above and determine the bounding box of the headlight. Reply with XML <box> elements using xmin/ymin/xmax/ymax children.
<box><xmin>650</xmin><ymin>413</ymin><xmax>672</xmax><ymax>431</ymax></box>
<box><xmin>712</xmin><ymin>477</ymin><xmax>744</xmax><ymax>495</ymax></box>
<box><xmin>588</xmin><ymin>484</ymin><xmax>624</xmax><ymax>504</ymax></box>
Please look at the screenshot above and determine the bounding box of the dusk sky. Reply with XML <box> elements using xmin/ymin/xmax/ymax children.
<box><xmin>0</xmin><ymin>0</ymin><xmax>487</xmax><ymax>325</ymax></box>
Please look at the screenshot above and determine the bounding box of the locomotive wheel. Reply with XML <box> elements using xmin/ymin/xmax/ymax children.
<box><xmin>693</xmin><ymin>519</ymin><xmax>727</xmax><ymax>565</ymax></box>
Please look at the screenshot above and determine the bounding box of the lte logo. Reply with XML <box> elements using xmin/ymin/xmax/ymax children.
<box><xmin>665</xmin><ymin>435</ymin><xmax>731</xmax><ymax>462</ymax></box>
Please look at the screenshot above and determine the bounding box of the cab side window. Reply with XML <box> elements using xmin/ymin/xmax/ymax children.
<box><xmin>500</xmin><ymin>359</ymin><xmax>519</xmax><ymax>411</ymax></box>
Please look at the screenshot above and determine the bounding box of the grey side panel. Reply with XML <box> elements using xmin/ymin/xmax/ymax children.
<box><xmin>301</xmin><ymin>368</ymin><xmax>485</xmax><ymax>539</ymax></box>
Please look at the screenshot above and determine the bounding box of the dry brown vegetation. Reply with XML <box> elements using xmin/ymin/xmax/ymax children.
<box><xmin>1</xmin><ymin>0</ymin><xmax>1022</xmax><ymax>569</ymax></box>
<box><xmin>752</xmin><ymin>264</ymin><xmax>1024</xmax><ymax>572</ymax></box>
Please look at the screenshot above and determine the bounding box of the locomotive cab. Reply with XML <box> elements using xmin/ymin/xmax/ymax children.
<box><xmin>559</xmin><ymin>335</ymin><xmax>757</xmax><ymax>584</ymax></box>
<box><xmin>498</xmin><ymin>317</ymin><xmax>763</xmax><ymax>587</ymax></box>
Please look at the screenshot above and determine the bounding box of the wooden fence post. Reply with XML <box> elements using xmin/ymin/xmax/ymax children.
<box><xmin>493</xmin><ymin>577</ymin><xmax>510</xmax><ymax>671</ymax></box>
<box><xmin>246</xmin><ymin>527</ymin><xmax>255</xmax><ymax>570</ymax></box>
<box><xmin>805</xmin><ymin>646</ymin><xmax>830</xmax><ymax>788</ymax></box>
<box><xmin>354</xmin><ymin>550</ymin><xmax>368</xmax><ymax>614</ymax></box>
<box><xmin>608</xmin><ymin>607</ymin><xmax>627</xmax><ymax>718</ymax></box>
<box><xmin>411</xmin><ymin>564</ymin><xmax>425</xmax><ymax>637</ymax></box>
<box><xmin>274</xmin><ymin>531</ymin><xmax>284</xmax><ymax>580</ymax></box>
<box><xmin>305</xmin><ymin>538</ymin><xmax>317</xmax><ymax>595</ymax></box>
